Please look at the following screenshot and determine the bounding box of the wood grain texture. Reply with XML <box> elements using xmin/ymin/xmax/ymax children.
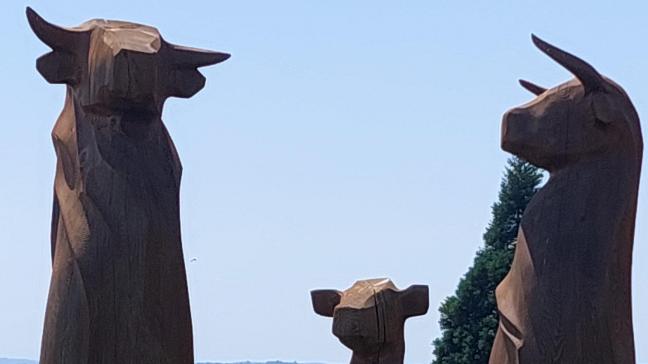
<box><xmin>490</xmin><ymin>35</ymin><xmax>642</xmax><ymax>364</ymax></box>
<box><xmin>27</xmin><ymin>7</ymin><xmax>229</xmax><ymax>364</ymax></box>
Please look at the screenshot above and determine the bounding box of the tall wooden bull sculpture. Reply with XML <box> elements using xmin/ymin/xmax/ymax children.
<box><xmin>490</xmin><ymin>35</ymin><xmax>642</xmax><ymax>364</ymax></box>
<box><xmin>311</xmin><ymin>279</ymin><xmax>429</xmax><ymax>364</ymax></box>
<box><xmin>27</xmin><ymin>7</ymin><xmax>229</xmax><ymax>364</ymax></box>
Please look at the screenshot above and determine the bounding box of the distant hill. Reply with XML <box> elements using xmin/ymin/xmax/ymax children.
<box><xmin>199</xmin><ymin>362</ymin><xmax>322</xmax><ymax>364</ymax></box>
<box><xmin>0</xmin><ymin>360</ymin><xmax>323</xmax><ymax>364</ymax></box>
<box><xmin>200</xmin><ymin>362</ymin><xmax>323</xmax><ymax>364</ymax></box>
<box><xmin>1</xmin><ymin>360</ymin><xmax>646</xmax><ymax>364</ymax></box>
<box><xmin>0</xmin><ymin>360</ymin><xmax>37</xmax><ymax>364</ymax></box>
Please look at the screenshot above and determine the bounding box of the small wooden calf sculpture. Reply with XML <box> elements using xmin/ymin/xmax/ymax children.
<box><xmin>311</xmin><ymin>279</ymin><xmax>429</xmax><ymax>364</ymax></box>
<box><xmin>490</xmin><ymin>35</ymin><xmax>642</xmax><ymax>364</ymax></box>
<box><xmin>28</xmin><ymin>7</ymin><xmax>229</xmax><ymax>364</ymax></box>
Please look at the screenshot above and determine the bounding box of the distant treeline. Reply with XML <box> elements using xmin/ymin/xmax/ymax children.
<box><xmin>0</xmin><ymin>360</ymin><xmax>320</xmax><ymax>364</ymax></box>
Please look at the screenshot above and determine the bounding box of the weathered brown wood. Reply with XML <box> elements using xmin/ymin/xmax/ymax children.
<box><xmin>311</xmin><ymin>279</ymin><xmax>428</xmax><ymax>364</ymax></box>
<box><xmin>490</xmin><ymin>35</ymin><xmax>642</xmax><ymax>364</ymax></box>
<box><xmin>27</xmin><ymin>7</ymin><xmax>229</xmax><ymax>364</ymax></box>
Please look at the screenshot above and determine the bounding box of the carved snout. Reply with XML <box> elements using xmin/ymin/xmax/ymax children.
<box><xmin>333</xmin><ymin>307</ymin><xmax>383</xmax><ymax>353</ymax></box>
<box><xmin>501</xmin><ymin>107</ymin><xmax>558</xmax><ymax>169</ymax></box>
<box><xmin>501</xmin><ymin>108</ymin><xmax>534</xmax><ymax>156</ymax></box>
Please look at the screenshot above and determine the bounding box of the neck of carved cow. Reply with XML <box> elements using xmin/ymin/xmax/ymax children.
<box><xmin>52</xmin><ymin>86</ymin><xmax>182</xmax><ymax>238</ymax></box>
<box><xmin>543</xmin><ymin>147</ymin><xmax>641</xmax><ymax>239</ymax></box>
<box><xmin>349</xmin><ymin>330</ymin><xmax>405</xmax><ymax>364</ymax></box>
<box><xmin>54</xmin><ymin>85</ymin><xmax>180</xmax><ymax>182</ymax></box>
<box><xmin>522</xmin><ymin>141</ymin><xmax>641</xmax><ymax>301</ymax></box>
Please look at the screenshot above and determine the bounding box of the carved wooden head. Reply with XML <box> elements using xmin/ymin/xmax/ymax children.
<box><xmin>27</xmin><ymin>7</ymin><xmax>230</xmax><ymax>115</ymax></box>
<box><xmin>502</xmin><ymin>35</ymin><xmax>642</xmax><ymax>171</ymax></box>
<box><xmin>311</xmin><ymin>279</ymin><xmax>428</xmax><ymax>357</ymax></box>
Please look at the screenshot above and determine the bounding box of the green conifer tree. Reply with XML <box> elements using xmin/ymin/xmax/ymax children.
<box><xmin>432</xmin><ymin>157</ymin><xmax>543</xmax><ymax>364</ymax></box>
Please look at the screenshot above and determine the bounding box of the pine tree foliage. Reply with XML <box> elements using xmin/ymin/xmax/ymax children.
<box><xmin>432</xmin><ymin>157</ymin><xmax>543</xmax><ymax>364</ymax></box>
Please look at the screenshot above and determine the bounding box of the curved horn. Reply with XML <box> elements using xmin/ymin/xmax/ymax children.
<box><xmin>26</xmin><ymin>7</ymin><xmax>85</xmax><ymax>51</ymax></box>
<box><xmin>531</xmin><ymin>34</ymin><xmax>605</xmax><ymax>94</ymax></box>
<box><xmin>519</xmin><ymin>79</ymin><xmax>547</xmax><ymax>96</ymax></box>
<box><xmin>169</xmin><ymin>44</ymin><xmax>230</xmax><ymax>68</ymax></box>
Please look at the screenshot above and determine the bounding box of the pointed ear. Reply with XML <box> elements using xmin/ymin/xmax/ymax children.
<box><xmin>399</xmin><ymin>285</ymin><xmax>429</xmax><ymax>318</ymax></box>
<box><xmin>311</xmin><ymin>289</ymin><xmax>342</xmax><ymax>317</ymax></box>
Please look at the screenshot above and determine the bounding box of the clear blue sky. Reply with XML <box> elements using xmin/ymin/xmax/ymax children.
<box><xmin>0</xmin><ymin>1</ymin><xmax>646</xmax><ymax>363</ymax></box>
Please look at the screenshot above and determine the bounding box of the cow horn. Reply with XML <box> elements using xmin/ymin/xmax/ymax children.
<box><xmin>531</xmin><ymin>34</ymin><xmax>605</xmax><ymax>94</ymax></box>
<box><xmin>26</xmin><ymin>7</ymin><xmax>85</xmax><ymax>51</ymax></box>
<box><xmin>519</xmin><ymin>79</ymin><xmax>547</xmax><ymax>96</ymax></box>
<box><xmin>169</xmin><ymin>44</ymin><xmax>230</xmax><ymax>68</ymax></box>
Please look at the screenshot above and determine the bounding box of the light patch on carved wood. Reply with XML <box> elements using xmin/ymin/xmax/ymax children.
<box><xmin>338</xmin><ymin>278</ymin><xmax>397</xmax><ymax>309</ymax></box>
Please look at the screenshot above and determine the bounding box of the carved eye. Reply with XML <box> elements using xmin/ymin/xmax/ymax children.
<box><xmin>558</xmin><ymin>88</ymin><xmax>571</xmax><ymax>99</ymax></box>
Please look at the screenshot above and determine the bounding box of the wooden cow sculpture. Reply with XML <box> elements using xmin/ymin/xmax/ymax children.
<box><xmin>27</xmin><ymin>7</ymin><xmax>229</xmax><ymax>364</ymax></box>
<box><xmin>311</xmin><ymin>279</ymin><xmax>429</xmax><ymax>364</ymax></box>
<box><xmin>490</xmin><ymin>35</ymin><xmax>642</xmax><ymax>364</ymax></box>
